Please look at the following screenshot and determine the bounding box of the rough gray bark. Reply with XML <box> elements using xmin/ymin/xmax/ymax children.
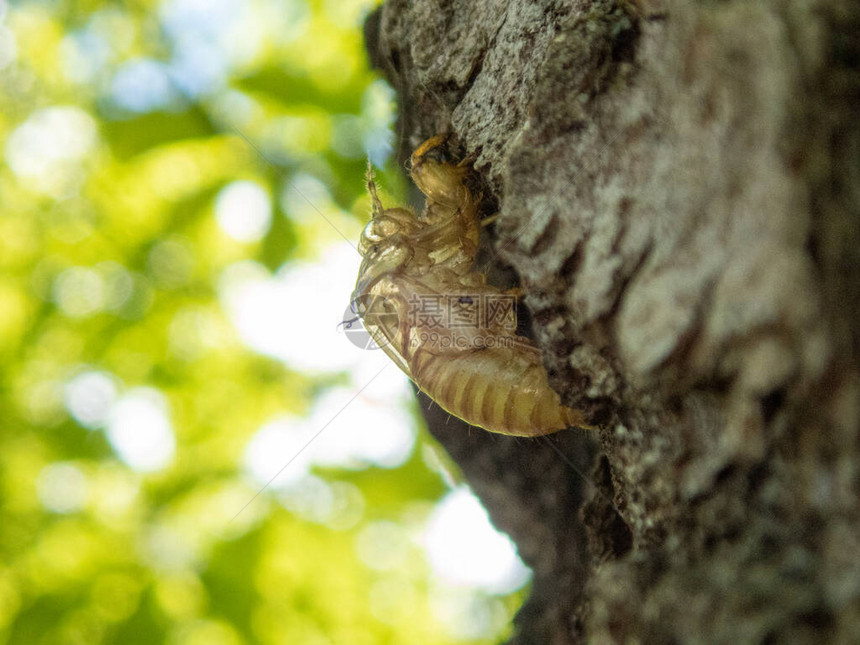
<box><xmin>366</xmin><ymin>1</ymin><xmax>860</xmax><ymax>643</ymax></box>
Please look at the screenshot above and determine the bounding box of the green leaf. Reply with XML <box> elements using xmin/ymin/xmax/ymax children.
<box><xmin>236</xmin><ymin>67</ymin><xmax>365</xmax><ymax>115</ymax></box>
<box><xmin>101</xmin><ymin>107</ymin><xmax>219</xmax><ymax>160</ymax></box>
<box><xmin>259</xmin><ymin>200</ymin><xmax>298</xmax><ymax>272</ymax></box>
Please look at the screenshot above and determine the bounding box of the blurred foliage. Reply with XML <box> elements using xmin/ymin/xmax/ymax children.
<box><xmin>0</xmin><ymin>0</ymin><xmax>528</xmax><ymax>644</ymax></box>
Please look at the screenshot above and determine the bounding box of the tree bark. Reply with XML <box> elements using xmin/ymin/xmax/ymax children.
<box><xmin>366</xmin><ymin>1</ymin><xmax>860</xmax><ymax>642</ymax></box>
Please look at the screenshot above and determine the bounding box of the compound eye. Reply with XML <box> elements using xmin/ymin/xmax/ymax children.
<box><xmin>363</xmin><ymin>217</ymin><xmax>402</xmax><ymax>243</ymax></box>
<box><xmin>362</xmin><ymin>220</ymin><xmax>383</xmax><ymax>242</ymax></box>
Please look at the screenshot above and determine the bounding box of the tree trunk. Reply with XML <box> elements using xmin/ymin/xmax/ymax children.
<box><xmin>365</xmin><ymin>1</ymin><xmax>860</xmax><ymax>642</ymax></box>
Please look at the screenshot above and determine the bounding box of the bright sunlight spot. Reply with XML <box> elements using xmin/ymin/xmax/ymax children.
<box><xmin>4</xmin><ymin>106</ymin><xmax>97</xmax><ymax>196</ymax></box>
<box><xmin>430</xmin><ymin>587</ymin><xmax>511</xmax><ymax>641</ymax></box>
<box><xmin>214</xmin><ymin>180</ymin><xmax>273</xmax><ymax>242</ymax></box>
<box><xmin>110</xmin><ymin>58</ymin><xmax>179</xmax><ymax>113</ymax></box>
<box><xmin>106</xmin><ymin>388</ymin><xmax>176</xmax><ymax>472</ymax></box>
<box><xmin>37</xmin><ymin>462</ymin><xmax>89</xmax><ymax>514</ymax></box>
<box><xmin>219</xmin><ymin>244</ymin><xmax>369</xmax><ymax>373</ymax></box>
<box><xmin>423</xmin><ymin>487</ymin><xmax>532</xmax><ymax>595</ymax></box>
<box><xmin>53</xmin><ymin>267</ymin><xmax>105</xmax><ymax>318</ymax></box>
<box><xmin>63</xmin><ymin>369</ymin><xmax>119</xmax><ymax>430</ymax></box>
<box><xmin>244</xmin><ymin>385</ymin><xmax>416</xmax><ymax>487</ymax></box>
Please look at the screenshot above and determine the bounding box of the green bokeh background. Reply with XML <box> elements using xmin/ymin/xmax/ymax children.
<box><xmin>0</xmin><ymin>1</ymin><xmax>528</xmax><ymax>643</ymax></box>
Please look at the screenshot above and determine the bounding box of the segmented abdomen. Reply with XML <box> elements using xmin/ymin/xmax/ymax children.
<box><xmin>410</xmin><ymin>345</ymin><xmax>587</xmax><ymax>437</ymax></box>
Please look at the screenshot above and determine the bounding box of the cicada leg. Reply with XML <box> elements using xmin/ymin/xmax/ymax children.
<box><xmin>480</xmin><ymin>213</ymin><xmax>500</xmax><ymax>227</ymax></box>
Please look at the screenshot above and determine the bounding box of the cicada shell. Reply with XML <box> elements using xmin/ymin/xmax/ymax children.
<box><xmin>352</xmin><ymin>136</ymin><xmax>591</xmax><ymax>437</ymax></box>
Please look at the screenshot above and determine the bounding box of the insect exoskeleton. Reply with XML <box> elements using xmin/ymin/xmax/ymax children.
<box><xmin>352</xmin><ymin>135</ymin><xmax>592</xmax><ymax>437</ymax></box>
